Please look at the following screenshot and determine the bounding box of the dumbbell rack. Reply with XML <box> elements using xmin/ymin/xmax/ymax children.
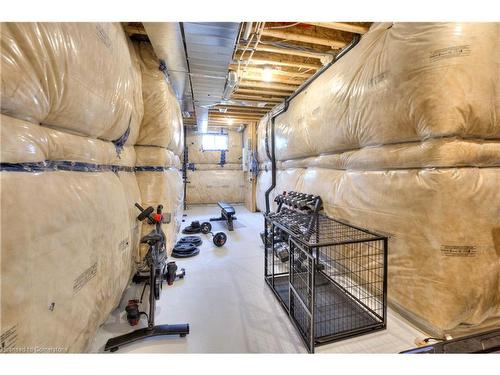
<box><xmin>263</xmin><ymin>191</ymin><xmax>388</xmax><ymax>353</ymax></box>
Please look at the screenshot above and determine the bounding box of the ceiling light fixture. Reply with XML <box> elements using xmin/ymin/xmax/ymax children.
<box><xmin>262</xmin><ymin>66</ymin><xmax>273</xmax><ymax>82</ymax></box>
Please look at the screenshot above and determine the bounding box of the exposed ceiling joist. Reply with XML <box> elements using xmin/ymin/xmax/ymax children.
<box><xmin>210</xmin><ymin>112</ymin><xmax>264</xmax><ymax>118</ymax></box>
<box><xmin>236</xmin><ymin>88</ymin><xmax>290</xmax><ymax>97</ymax></box>
<box><xmin>239</xmin><ymin>74</ymin><xmax>304</xmax><ymax>85</ymax></box>
<box><xmin>238</xmin><ymin>80</ymin><xmax>298</xmax><ymax>91</ymax></box>
<box><xmin>230</xmin><ymin>66</ymin><xmax>313</xmax><ymax>79</ymax></box>
<box><xmin>213</xmin><ymin>104</ymin><xmax>270</xmax><ymax>112</ymax></box>
<box><xmin>237</xmin><ymin>44</ymin><xmax>331</xmax><ymax>60</ymax></box>
<box><xmin>231</xmin><ymin>94</ymin><xmax>283</xmax><ymax>103</ymax></box>
<box><xmin>241</xmin><ymin>58</ymin><xmax>321</xmax><ymax>70</ymax></box>
<box><xmin>261</xmin><ymin>29</ymin><xmax>347</xmax><ymax>48</ymax></box>
<box><xmin>214</xmin><ymin>109</ymin><xmax>269</xmax><ymax>116</ymax></box>
<box><xmin>124</xmin><ymin>25</ymin><xmax>147</xmax><ymax>35</ymax></box>
<box><xmin>307</xmin><ymin>22</ymin><xmax>369</xmax><ymax>34</ymax></box>
<box><xmin>209</xmin><ymin>114</ymin><xmax>262</xmax><ymax>120</ymax></box>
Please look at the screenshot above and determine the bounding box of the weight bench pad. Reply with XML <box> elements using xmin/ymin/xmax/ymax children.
<box><xmin>218</xmin><ymin>201</ymin><xmax>235</xmax><ymax>216</ymax></box>
<box><xmin>210</xmin><ymin>201</ymin><xmax>236</xmax><ymax>231</ymax></box>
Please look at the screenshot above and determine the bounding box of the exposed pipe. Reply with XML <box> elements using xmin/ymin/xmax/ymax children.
<box><xmin>242</xmin><ymin>22</ymin><xmax>253</xmax><ymax>41</ymax></box>
<box><xmin>264</xmin><ymin>34</ymin><xmax>361</xmax><ymax>213</ymax></box>
<box><xmin>222</xmin><ymin>71</ymin><xmax>238</xmax><ymax>100</ymax></box>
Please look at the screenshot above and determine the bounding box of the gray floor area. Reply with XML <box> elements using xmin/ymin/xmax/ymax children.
<box><xmin>90</xmin><ymin>204</ymin><xmax>426</xmax><ymax>353</ymax></box>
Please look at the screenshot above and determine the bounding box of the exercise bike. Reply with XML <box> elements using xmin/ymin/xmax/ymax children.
<box><xmin>104</xmin><ymin>203</ymin><xmax>190</xmax><ymax>352</ymax></box>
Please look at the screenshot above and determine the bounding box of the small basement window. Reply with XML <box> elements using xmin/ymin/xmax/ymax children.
<box><xmin>202</xmin><ymin>133</ymin><xmax>229</xmax><ymax>151</ymax></box>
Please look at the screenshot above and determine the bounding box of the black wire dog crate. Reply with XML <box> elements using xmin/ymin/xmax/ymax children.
<box><xmin>263</xmin><ymin>193</ymin><xmax>388</xmax><ymax>353</ymax></box>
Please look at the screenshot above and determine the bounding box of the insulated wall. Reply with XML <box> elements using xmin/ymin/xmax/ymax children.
<box><xmin>0</xmin><ymin>23</ymin><xmax>143</xmax><ymax>353</ymax></box>
<box><xmin>134</xmin><ymin>42</ymin><xmax>184</xmax><ymax>257</ymax></box>
<box><xmin>185</xmin><ymin>128</ymin><xmax>245</xmax><ymax>204</ymax></box>
<box><xmin>0</xmin><ymin>23</ymin><xmax>183</xmax><ymax>352</ymax></box>
<box><xmin>256</xmin><ymin>23</ymin><xmax>500</xmax><ymax>336</ymax></box>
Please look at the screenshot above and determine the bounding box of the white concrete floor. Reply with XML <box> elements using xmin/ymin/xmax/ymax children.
<box><xmin>91</xmin><ymin>204</ymin><xmax>426</xmax><ymax>353</ymax></box>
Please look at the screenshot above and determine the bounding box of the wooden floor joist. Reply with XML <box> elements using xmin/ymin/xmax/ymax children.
<box><xmin>237</xmin><ymin>44</ymin><xmax>332</xmax><ymax>61</ymax></box>
<box><xmin>235</xmin><ymin>88</ymin><xmax>290</xmax><ymax>97</ymax></box>
<box><xmin>124</xmin><ymin>25</ymin><xmax>147</xmax><ymax>35</ymax></box>
<box><xmin>213</xmin><ymin>104</ymin><xmax>270</xmax><ymax>112</ymax></box>
<box><xmin>209</xmin><ymin>113</ymin><xmax>264</xmax><ymax>118</ymax></box>
<box><xmin>230</xmin><ymin>66</ymin><xmax>313</xmax><ymax>79</ymax></box>
<box><xmin>237</xmin><ymin>80</ymin><xmax>298</xmax><ymax>91</ymax></box>
<box><xmin>242</xmin><ymin>58</ymin><xmax>321</xmax><ymax>70</ymax></box>
<box><xmin>261</xmin><ymin>29</ymin><xmax>347</xmax><ymax>49</ymax></box>
<box><xmin>213</xmin><ymin>108</ymin><xmax>269</xmax><ymax>114</ymax></box>
<box><xmin>231</xmin><ymin>94</ymin><xmax>283</xmax><ymax>103</ymax></box>
<box><xmin>209</xmin><ymin>114</ymin><xmax>263</xmax><ymax>121</ymax></box>
<box><xmin>238</xmin><ymin>74</ymin><xmax>305</xmax><ymax>86</ymax></box>
<box><xmin>306</xmin><ymin>22</ymin><xmax>369</xmax><ymax>34</ymax></box>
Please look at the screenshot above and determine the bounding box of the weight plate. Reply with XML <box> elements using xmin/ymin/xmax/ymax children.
<box><xmin>182</xmin><ymin>225</ymin><xmax>202</xmax><ymax>234</ymax></box>
<box><xmin>178</xmin><ymin>236</ymin><xmax>203</xmax><ymax>247</ymax></box>
<box><xmin>172</xmin><ymin>247</ymin><xmax>200</xmax><ymax>258</ymax></box>
<box><xmin>173</xmin><ymin>242</ymin><xmax>197</xmax><ymax>253</ymax></box>
<box><xmin>213</xmin><ymin>232</ymin><xmax>227</xmax><ymax>247</ymax></box>
<box><xmin>200</xmin><ymin>222</ymin><xmax>212</xmax><ymax>234</ymax></box>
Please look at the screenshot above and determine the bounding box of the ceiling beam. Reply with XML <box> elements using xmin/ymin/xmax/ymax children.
<box><xmin>214</xmin><ymin>106</ymin><xmax>268</xmax><ymax>113</ymax></box>
<box><xmin>235</xmin><ymin>88</ymin><xmax>290</xmax><ymax>97</ymax></box>
<box><xmin>237</xmin><ymin>80</ymin><xmax>297</xmax><ymax>91</ymax></box>
<box><xmin>207</xmin><ymin>118</ymin><xmax>254</xmax><ymax>123</ymax></box>
<box><xmin>231</xmin><ymin>94</ymin><xmax>284</xmax><ymax>103</ymax></box>
<box><xmin>213</xmin><ymin>104</ymin><xmax>270</xmax><ymax>112</ymax></box>
<box><xmin>239</xmin><ymin>58</ymin><xmax>321</xmax><ymax>70</ymax></box>
<box><xmin>306</xmin><ymin>22</ymin><xmax>369</xmax><ymax>34</ymax></box>
<box><xmin>124</xmin><ymin>25</ymin><xmax>148</xmax><ymax>35</ymax></box>
<box><xmin>239</xmin><ymin>74</ymin><xmax>304</xmax><ymax>85</ymax></box>
<box><xmin>261</xmin><ymin>29</ymin><xmax>347</xmax><ymax>48</ymax></box>
<box><xmin>209</xmin><ymin>112</ymin><xmax>265</xmax><ymax>118</ymax></box>
<box><xmin>209</xmin><ymin>114</ymin><xmax>262</xmax><ymax>120</ymax></box>
<box><xmin>237</xmin><ymin>44</ymin><xmax>331</xmax><ymax>60</ymax></box>
<box><xmin>224</xmin><ymin>98</ymin><xmax>279</xmax><ymax>105</ymax></box>
<box><xmin>213</xmin><ymin>110</ymin><xmax>269</xmax><ymax>116</ymax></box>
<box><xmin>230</xmin><ymin>65</ymin><xmax>312</xmax><ymax>79</ymax></box>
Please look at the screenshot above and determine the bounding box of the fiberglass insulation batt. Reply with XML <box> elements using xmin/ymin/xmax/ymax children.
<box><xmin>0</xmin><ymin>115</ymin><xmax>141</xmax><ymax>352</ymax></box>
<box><xmin>134</xmin><ymin>42</ymin><xmax>184</xmax><ymax>257</ymax></box>
<box><xmin>0</xmin><ymin>23</ymin><xmax>183</xmax><ymax>352</ymax></box>
<box><xmin>185</xmin><ymin>128</ymin><xmax>245</xmax><ymax>204</ymax></box>
<box><xmin>256</xmin><ymin>22</ymin><xmax>500</xmax><ymax>336</ymax></box>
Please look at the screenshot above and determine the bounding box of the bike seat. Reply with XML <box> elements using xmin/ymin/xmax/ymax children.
<box><xmin>140</xmin><ymin>232</ymin><xmax>163</xmax><ymax>245</ymax></box>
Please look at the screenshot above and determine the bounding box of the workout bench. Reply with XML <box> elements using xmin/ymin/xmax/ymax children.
<box><xmin>210</xmin><ymin>201</ymin><xmax>237</xmax><ymax>231</ymax></box>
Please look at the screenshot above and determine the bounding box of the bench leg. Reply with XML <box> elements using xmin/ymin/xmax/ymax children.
<box><xmin>227</xmin><ymin>215</ymin><xmax>234</xmax><ymax>231</ymax></box>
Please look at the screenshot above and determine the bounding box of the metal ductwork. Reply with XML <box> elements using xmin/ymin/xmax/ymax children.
<box><xmin>143</xmin><ymin>23</ymin><xmax>194</xmax><ymax>114</ymax></box>
<box><xmin>142</xmin><ymin>22</ymin><xmax>241</xmax><ymax>131</ymax></box>
<box><xmin>222</xmin><ymin>71</ymin><xmax>238</xmax><ymax>100</ymax></box>
<box><xmin>182</xmin><ymin>22</ymin><xmax>240</xmax><ymax>131</ymax></box>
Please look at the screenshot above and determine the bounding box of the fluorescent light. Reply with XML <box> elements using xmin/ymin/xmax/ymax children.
<box><xmin>262</xmin><ymin>66</ymin><xmax>273</xmax><ymax>82</ymax></box>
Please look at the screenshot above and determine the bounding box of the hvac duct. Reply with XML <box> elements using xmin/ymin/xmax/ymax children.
<box><xmin>196</xmin><ymin>106</ymin><xmax>209</xmax><ymax>133</ymax></box>
<box><xmin>223</xmin><ymin>71</ymin><xmax>238</xmax><ymax>100</ymax></box>
<box><xmin>143</xmin><ymin>22</ymin><xmax>194</xmax><ymax>114</ymax></box>
<box><xmin>242</xmin><ymin>22</ymin><xmax>253</xmax><ymax>41</ymax></box>
<box><xmin>181</xmin><ymin>22</ymin><xmax>240</xmax><ymax>131</ymax></box>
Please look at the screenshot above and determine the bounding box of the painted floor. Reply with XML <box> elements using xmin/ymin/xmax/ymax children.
<box><xmin>90</xmin><ymin>204</ymin><xmax>426</xmax><ymax>353</ymax></box>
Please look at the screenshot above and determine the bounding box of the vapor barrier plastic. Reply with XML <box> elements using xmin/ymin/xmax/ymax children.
<box><xmin>1</xmin><ymin>23</ymin><xmax>143</xmax><ymax>142</ymax></box>
<box><xmin>256</xmin><ymin>22</ymin><xmax>500</xmax><ymax>335</ymax></box>
<box><xmin>135</xmin><ymin>42</ymin><xmax>184</xmax><ymax>155</ymax></box>
<box><xmin>186</xmin><ymin>169</ymin><xmax>245</xmax><ymax>204</ymax></box>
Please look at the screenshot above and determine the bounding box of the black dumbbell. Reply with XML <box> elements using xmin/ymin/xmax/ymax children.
<box><xmin>200</xmin><ymin>222</ymin><xmax>227</xmax><ymax>247</ymax></box>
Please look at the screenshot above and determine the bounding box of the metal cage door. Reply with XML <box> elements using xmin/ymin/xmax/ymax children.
<box><xmin>289</xmin><ymin>238</ymin><xmax>315</xmax><ymax>353</ymax></box>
